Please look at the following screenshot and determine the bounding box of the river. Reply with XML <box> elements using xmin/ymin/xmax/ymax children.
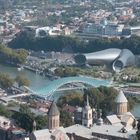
<box><xmin>0</xmin><ymin>64</ymin><xmax>139</xmax><ymax>117</ymax></box>
<box><xmin>0</xmin><ymin>64</ymin><xmax>49</xmax><ymax>89</ymax></box>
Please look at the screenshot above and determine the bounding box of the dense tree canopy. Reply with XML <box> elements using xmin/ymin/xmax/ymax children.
<box><xmin>57</xmin><ymin>91</ymin><xmax>83</xmax><ymax>107</ymax></box>
<box><xmin>0</xmin><ymin>103</ymin><xmax>11</xmax><ymax>117</ymax></box>
<box><xmin>83</xmin><ymin>86</ymin><xmax>118</xmax><ymax>118</ymax></box>
<box><xmin>0</xmin><ymin>44</ymin><xmax>28</xmax><ymax>65</ymax></box>
<box><xmin>57</xmin><ymin>86</ymin><xmax>136</xmax><ymax>118</ymax></box>
<box><xmin>35</xmin><ymin>115</ymin><xmax>48</xmax><ymax>130</ymax></box>
<box><xmin>12</xmin><ymin>104</ymin><xmax>34</xmax><ymax>132</ymax></box>
<box><xmin>0</xmin><ymin>72</ymin><xmax>14</xmax><ymax>89</ymax></box>
<box><xmin>12</xmin><ymin>104</ymin><xmax>48</xmax><ymax>132</ymax></box>
<box><xmin>15</xmin><ymin>74</ymin><xmax>29</xmax><ymax>87</ymax></box>
<box><xmin>8</xmin><ymin>31</ymin><xmax>140</xmax><ymax>54</ymax></box>
<box><xmin>60</xmin><ymin>110</ymin><xmax>73</xmax><ymax>127</ymax></box>
<box><xmin>0</xmin><ymin>72</ymin><xmax>30</xmax><ymax>90</ymax></box>
<box><xmin>54</xmin><ymin>67</ymin><xmax>77</xmax><ymax>77</ymax></box>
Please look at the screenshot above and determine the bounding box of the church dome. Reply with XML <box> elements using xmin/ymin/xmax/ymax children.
<box><xmin>97</xmin><ymin>118</ymin><xmax>103</xmax><ymax>125</ymax></box>
<box><xmin>115</xmin><ymin>90</ymin><xmax>128</xmax><ymax>103</ymax></box>
<box><xmin>84</xmin><ymin>95</ymin><xmax>91</xmax><ymax>110</ymax></box>
<box><xmin>85</xmin><ymin>105</ymin><xmax>91</xmax><ymax>110</ymax></box>
<box><xmin>48</xmin><ymin>101</ymin><xmax>60</xmax><ymax>116</ymax></box>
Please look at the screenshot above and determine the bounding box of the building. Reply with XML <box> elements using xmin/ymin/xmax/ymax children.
<box><xmin>104</xmin><ymin>24</ymin><xmax>124</xmax><ymax>36</ymax></box>
<box><xmin>114</xmin><ymin>90</ymin><xmax>128</xmax><ymax>115</ymax></box>
<box><xmin>74</xmin><ymin>97</ymin><xmax>97</xmax><ymax>126</ymax></box>
<box><xmin>0</xmin><ymin>116</ymin><xmax>27</xmax><ymax>140</ymax></box>
<box><xmin>29</xmin><ymin>101</ymin><xmax>70</xmax><ymax>140</ymax></box>
<box><xmin>105</xmin><ymin>114</ymin><xmax>122</xmax><ymax>126</ymax></box>
<box><xmin>65</xmin><ymin>123</ymin><xmax>136</xmax><ymax>140</ymax></box>
<box><xmin>35</xmin><ymin>26</ymin><xmax>71</xmax><ymax>38</ymax></box>
<box><xmin>48</xmin><ymin>101</ymin><xmax>60</xmax><ymax>130</ymax></box>
<box><xmin>29</xmin><ymin>127</ymin><xmax>70</xmax><ymax>140</ymax></box>
<box><xmin>74</xmin><ymin>48</ymin><xmax>135</xmax><ymax>72</ymax></box>
<box><xmin>82</xmin><ymin>95</ymin><xmax>93</xmax><ymax>127</ymax></box>
<box><xmin>82</xmin><ymin>23</ymin><xmax>103</xmax><ymax>36</ymax></box>
<box><xmin>66</xmin><ymin>90</ymin><xmax>137</xmax><ymax>140</ymax></box>
<box><xmin>74</xmin><ymin>107</ymin><xmax>82</xmax><ymax>124</ymax></box>
<box><xmin>4</xmin><ymin>90</ymin><xmax>135</xmax><ymax>140</ymax></box>
<box><xmin>76</xmin><ymin>19</ymin><xmax>125</xmax><ymax>38</ymax></box>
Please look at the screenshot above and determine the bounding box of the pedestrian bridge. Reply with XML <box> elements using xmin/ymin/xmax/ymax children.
<box><xmin>30</xmin><ymin>76</ymin><xmax>111</xmax><ymax>99</ymax></box>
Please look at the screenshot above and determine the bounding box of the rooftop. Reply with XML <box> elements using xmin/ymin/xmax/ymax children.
<box><xmin>106</xmin><ymin>115</ymin><xmax>122</xmax><ymax>126</ymax></box>
<box><xmin>65</xmin><ymin>124</ymin><xmax>136</xmax><ymax>139</ymax></box>
<box><xmin>0</xmin><ymin>116</ymin><xmax>11</xmax><ymax>130</ymax></box>
<box><xmin>115</xmin><ymin>90</ymin><xmax>128</xmax><ymax>103</ymax></box>
<box><xmin>48</xmin><ymin>101</ymin><xmax>60</xmax><ymax>116</ymax></box>
<box><xmin>31</xmin><ymin>127</ymin><xmax>69</xmax><ymax>140</ymax></box>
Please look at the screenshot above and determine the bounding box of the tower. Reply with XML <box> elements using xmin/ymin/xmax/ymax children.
<box><xmin>97</xmin><ymin>109</ymin><xmax>103</xmax><ymax>126</ymax></box>
<box><xmin>48</xmin><ymin>101</ymin><xmax>60</xmax><ymax>130</ymax></box>
<box><xmin>82</xmin><ymin>95</ymin><xmax>93</xmax><ymax>127</ymax></box>
<box><xmin>32</xmin><ymin>120</ymin><xmax>36</xmax><ymax>131</ymax></box>
<box><xmin>114</xmin><ymin>90</ymin><xmax>128</xmax><ymax>115</ymax></box>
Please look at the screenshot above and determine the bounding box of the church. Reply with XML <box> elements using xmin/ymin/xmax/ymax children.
<box><xmin>29</xmin><ymin>90</ymin><xmax>137</xmax><ymax>140</ymax></box>
<box><xmin>29</xmin><ymin>101</ymin><xmax>69</xmax><ymax>140</ymax></box>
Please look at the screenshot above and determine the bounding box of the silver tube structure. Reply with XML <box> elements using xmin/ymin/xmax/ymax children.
<box><xmin>74</xmin><ymin>48</ymin><xmax>135</xmax><ymax>71</ymax></box>
<box><xmin>112</xmin><ymin>49</ymin><xmax>135</xmax><ymax>72</ymax></box>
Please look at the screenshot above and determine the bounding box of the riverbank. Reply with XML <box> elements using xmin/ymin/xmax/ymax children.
<box><xmin>0</xmin><ymin>64</ymin><xmax>140</xmax><ymax>118</ymax></box>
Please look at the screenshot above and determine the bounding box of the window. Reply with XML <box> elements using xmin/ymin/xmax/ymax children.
<box><xmin>84</xmin><ymin>114</ymin><xmax>87</xmax><ymax>119</ymax></box>
<box><xmin>89</xmin><ymin>114</ymin><xmax>91</xmax><ymax>119</ymax></box>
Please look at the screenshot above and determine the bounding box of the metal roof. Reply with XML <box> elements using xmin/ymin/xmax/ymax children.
<box><xmin>106</xmin><ymin>115</ymin><xmax>122</xmax><ymax>125</ymax></box>
<box><xmin>48</xmin><ymin>101</ymin><xmax>60</xmax><ymax>116</ymax></box>
<box><xmin>65</xmin><ymin>124</ymin><xmax>136</xmax><ymax>139</ymax></box>
<box><xmin>115</xmin><ymin>90</ymin><xmax>128</xmax><ymax>103</ymax></box>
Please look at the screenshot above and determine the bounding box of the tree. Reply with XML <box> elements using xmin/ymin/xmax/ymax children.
<box><xmin>54</xmin><ymin>68</ymin><xmax>64</xmax><ymax>77</ymax></box>
<box><xmin>12</xmin><ymin>104</ymin><xmax>34</xmax><ymax>132</ymax></box>
<box><xmin>0</xmin><ymin>103</ymin><xmax>11</xmax><ymax>117</ymax></box>
<box><xmin>35</xmin><ymin>115</ymin><xmax>48</xmax><ymax>130</ymax></box>
<box><xmin>60</xmin><ymin>110</ymin><xmax>73</xmax><ymax>127</ymax></box>
<box><xmin>15</xmin><ymin>75</ymin><xmax>29</xmax><ymax>87</ymax></box>
<box><xmin>127</xmin><ymin>96</ymin><xmax>136</xmax><ymax>111</ymax></box>
<box><xmin>57</xmin><ymin>91</ymin><xmax>83</xmax><ymax>107</ymax></box>
<box><xmin>0</xmin><ymin>44</ymin><xmax>28</xmax><ymax>65</ymax></box>
<box><xmin>83</xmin><ymin>88</ymin><xmax>103</xmax><ymax>108</ymax></box>
<box><xmin>8</xmin><ymin>31</ymin><xmax>140</xmax><ymax>55</ymax></box>
<box><xmin>98</xmin><ymin>86</ymin><xmax>118</xmax><ymax>112</ymax></box>
<box><xmin>14</xmin><ymin>49</ymin><xmax>28</xmax><ymax>64</ymax></box>
<box><xmin>0</xmin><ymin>72</ymin><xmax>14</xmax><ymax>89</ymax></box>
<box><xmin>12</xmin><ymin>104</ymin><xmax>48</xmax><ymax>131</ymax></box>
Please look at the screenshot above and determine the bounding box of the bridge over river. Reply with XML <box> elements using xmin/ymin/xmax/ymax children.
<box><xmin>26</xmin><ymin>76</ymin><xmax>111</xmax><ymax>99</ymax></box>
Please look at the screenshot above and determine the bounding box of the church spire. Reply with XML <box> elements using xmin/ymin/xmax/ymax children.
<box><xmin>84</xmin><ymin>94</ymin><xmax>91</xmax><ymax>110</ymax></box>
<box><xmin>86</xmin><ymin>94</ymin><xmax>89</xmax><ymax>106</ymax></box>
<box><xmin>48</xmin><ymin>101</ymin><xmax>60</xmax><ymax>116</ymax></box>
<box><xmin>114</xmin><ymin>90</ymin><xmax>128</xmax><ymax>115</ymax></box>
<box><xmin>48</xmin><ymin>101</ymin><xmax>60</xmax><ymax>129</ymax></box>
<box><xmin>32</xmin><ymin>120</ymin><xmax>36</xmax><ymax>132</ymax></box>
<box><xmin>82</xmin><ymin>94</ymin><xmax>93</xmax><ymax>127</ymax></box>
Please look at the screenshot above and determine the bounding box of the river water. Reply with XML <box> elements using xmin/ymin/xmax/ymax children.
<box><xmin>0</xmin><ymin>64</ymin><xmax>49</xmax><ymax>89</ymax></box>
<box><xmin>0</xmin><ymin>64</ymin><xmax>139</xmax><ymax>117</ymax></box>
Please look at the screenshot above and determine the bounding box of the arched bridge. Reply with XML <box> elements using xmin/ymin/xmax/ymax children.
<box><xmin>30</xmin><ymin>76</ymin><xmax>111</xmax><ymax>98</ymax></box>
